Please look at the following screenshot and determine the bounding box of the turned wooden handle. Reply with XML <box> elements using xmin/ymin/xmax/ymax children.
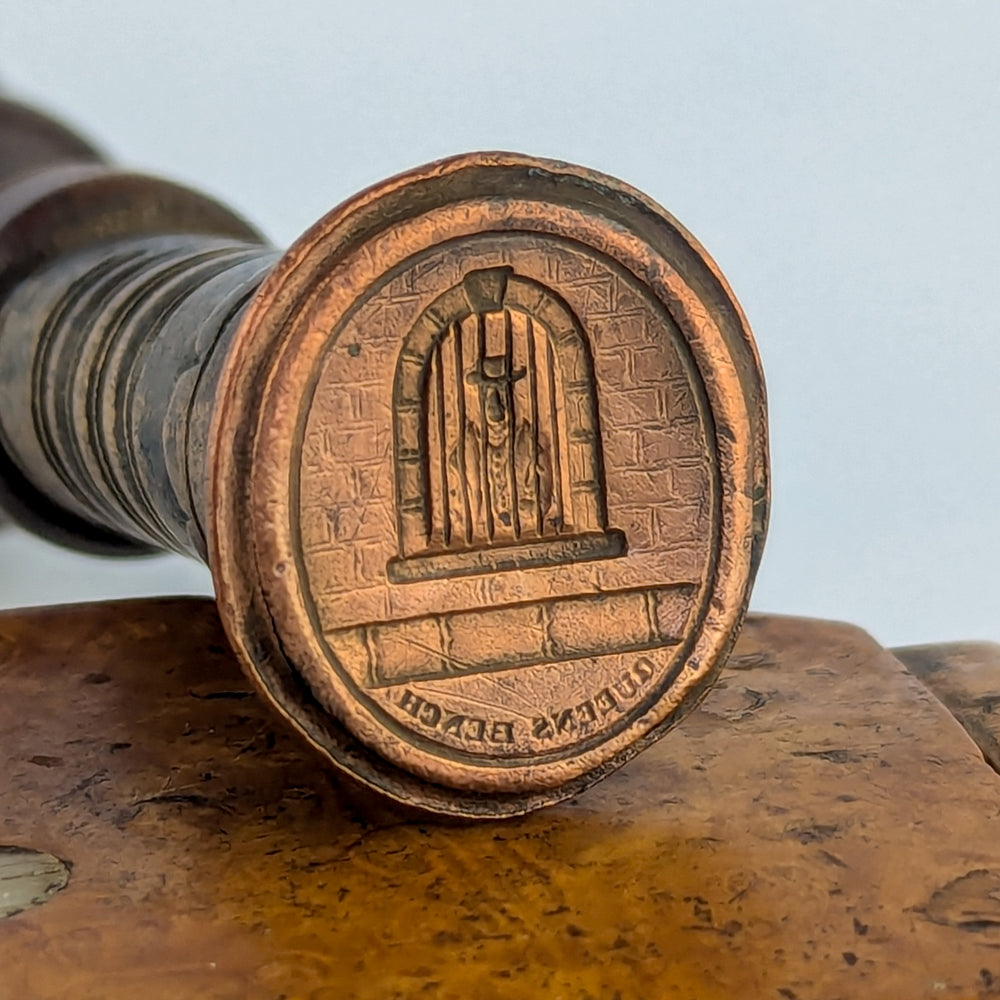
<box><xmin>0</xmin><ymin>97</ymin><xmax>104</xmax><ymax>530</ymax></box>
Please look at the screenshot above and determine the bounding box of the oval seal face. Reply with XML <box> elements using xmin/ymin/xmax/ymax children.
<box><xmin>212</xmin><ymin>154</ymin><xmax>768</xmax><ymax>815</ymax></box>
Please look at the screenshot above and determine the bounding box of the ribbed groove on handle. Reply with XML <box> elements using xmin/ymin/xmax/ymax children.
<box><xmin>0</xmin><ymin>235</ymin><xmax>280</xmax><ymax>558</ymax></box>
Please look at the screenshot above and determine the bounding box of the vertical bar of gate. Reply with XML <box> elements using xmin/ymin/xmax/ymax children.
<box><xmin>503</xmin><ymin>308</ymin><xmax>520</xmax><ymax>539</ymax></box>
<box><xmin>451</xmin><ymin>319</ymin><xmax>473</xmax><ymax>544</ymax></box>
<box><xmin>545</xmin><ymin>337</ymin><xmax>565</xmax><ymax>532</ymax></box>
<box><xmin>525</xmin><ymin>317</ymin><xmax>543</xmax><ymax>536</ymax></box>
<box><xmin>476</xmin><ymin>312</ymin><xmax>494</xmax><ymax>541</ymax></box>
<box><xmin>433</xmin><ymin>339</ymin><xmax>451</xmax><ymax>546</ymax></box>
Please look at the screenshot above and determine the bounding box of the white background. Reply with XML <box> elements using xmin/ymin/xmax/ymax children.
<box><xmin>0</xmin><ymin>1</ymin><xmax>996</xmax><ymax>647</ymax></box>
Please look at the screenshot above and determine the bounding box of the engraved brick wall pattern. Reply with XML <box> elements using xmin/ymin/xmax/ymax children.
<box><xmin>297</xmin><ymin>236</ymin><xmax>713</xmax><ymax>634</ymax></box>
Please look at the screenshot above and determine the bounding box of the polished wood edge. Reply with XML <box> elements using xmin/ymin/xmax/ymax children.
<box><xmin>893</xmin><ymin>640</ymin><xmax>1000</xmax><ymax>771</ymax></box>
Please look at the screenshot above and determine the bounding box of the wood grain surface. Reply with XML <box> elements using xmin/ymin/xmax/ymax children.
<box><xmin>894</xmin><ymin>640</ymin><xmax>1000</xmax><ymax>773</ymax></box>
<box><xmin>2</xmin><ymin>598</ymin><xmax>1000</xmax><ymax>999</ymax></box>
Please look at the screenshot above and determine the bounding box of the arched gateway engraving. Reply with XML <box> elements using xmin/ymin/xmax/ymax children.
<box><xmin>388</xmin><ymin>267</ymin><xmax>626</xmax><ymax>583</ymax></box>
<box><xmin>319</xmin><ymin>260</ymin><xmax>698</xmax><ymax>694</ymax></box>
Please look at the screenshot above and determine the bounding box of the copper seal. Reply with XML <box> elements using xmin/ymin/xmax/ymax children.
<box><xmin>211</xmin><ymin>153</ymin><xmax>768</xmax><ymax>815</ymax></box>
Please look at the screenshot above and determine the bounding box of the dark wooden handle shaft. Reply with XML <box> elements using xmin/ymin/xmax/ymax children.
<box><xmin>0</xmin><ymin>96</ymin><xmax>102</xmax><ymax>186</ymax></box>
<box><xmin>0</xmin><ymin>97</ymin><xmax>104</xmax><ymax>531</ymax></box>
<box><xmin>0</xmin><ymin>234</ymin><xmax>278</xmax><ymax>558</ymax></box>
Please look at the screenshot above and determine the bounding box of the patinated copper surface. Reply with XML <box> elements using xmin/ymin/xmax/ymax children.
<box><xmin>0</xmin><ymin>105</ymin><xmax>768</xmax><ymax>814</ymax></box>
<box><xmin>3</xmin><ymin>599</ymin><xmax>1000</xmax><ymax>998</ymax></box>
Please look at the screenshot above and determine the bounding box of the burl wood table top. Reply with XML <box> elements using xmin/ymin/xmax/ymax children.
<box><xmin>2</xmin><ymin>597</ymin><xmax>999</xmax><ymax>999</ymax></box>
